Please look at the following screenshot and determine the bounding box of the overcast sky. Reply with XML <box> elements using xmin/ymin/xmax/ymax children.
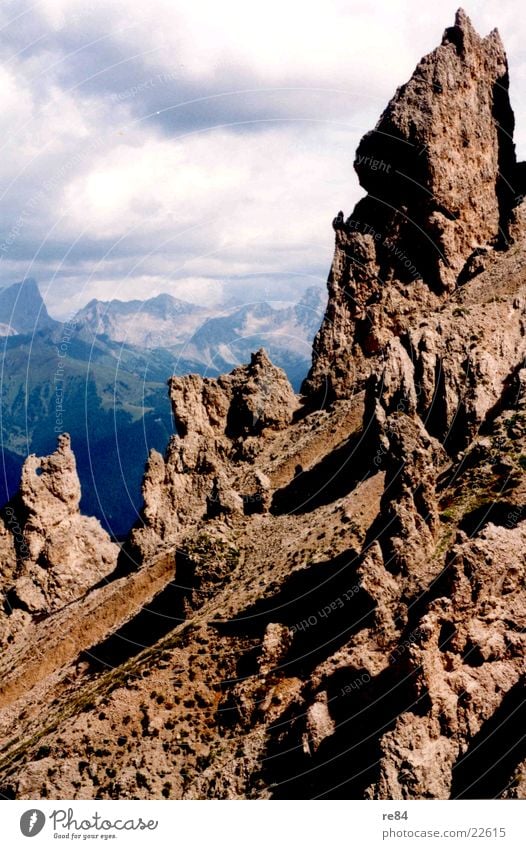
<box><xmin>1</xmin><ymin>0</ymin><xmax>526</xmax><ymax>318</ymax></box>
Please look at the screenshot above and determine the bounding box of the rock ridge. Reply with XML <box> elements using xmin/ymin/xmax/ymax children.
<box><xmin>304</xmin><ymin>8</ymin><xmax>526</xmax><ymax>403</ymax></box>
<box><xmin>0</xmin><ymin>11</ymin><xmax>525</xmax><ymax>804</ymax></box>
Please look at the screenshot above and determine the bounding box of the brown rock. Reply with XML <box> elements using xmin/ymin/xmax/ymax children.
<box><xmin>2</xmin><ymin>11</ymin><xmax>526</xmax><ymax>806</ymax></box>
<box><xmin>304</xmin><ymin>9</ymin><xmax>523</xmax><ymax>402</ymax></box>
<box><xmin>131</xmin><ymin>349</ymin><xmax>297</xmax><ymax>558</ymax></box>
<box><xmin>2</xmin><ymin>434</ymin><xmax>118</xmax><ymax>622</ymax></box>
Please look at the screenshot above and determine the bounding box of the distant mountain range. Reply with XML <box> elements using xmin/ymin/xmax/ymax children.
<box><xmin>0</xmin><ymin>279</ymin><xmax>324</xmax><ymax>535</ymax></box>
<box><xmin>74</xmin><ymin>286</ymin><xmax>325</xmax><ymax>383</ymax></box>
<box><xmin>74</xmin><ymin>292</ymin><xmax>205</xmax><ymax>349</ymax></box>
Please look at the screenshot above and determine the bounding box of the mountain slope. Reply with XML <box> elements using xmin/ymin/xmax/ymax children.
<box><xmin>0</xmin><ymin>285</ymin><xmax>324</xmax><ymax>534</ymax></box>
<box><xmin>75</xmin><ymin>293</ymin><xmax>206</xmax><ymax>349</ymax></box>
<box><xmin>0</xmin><ymin>10</ymin><xmax>525</xmax><ymax>802</ymax></box>
<box><xmin>0</xmin><ymin>327</ymin><xmax>175</xmax><ymax>535</ymax></box>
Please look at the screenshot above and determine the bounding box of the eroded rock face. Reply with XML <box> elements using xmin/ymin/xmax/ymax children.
<box><xmin>356</xmin><ymin>10</ymin><xmax>515</xmax><ymax>287</ymax></box>
<box><xmin>365</xmin><ymin>286</ymin><xmax>526</xmax><ymax>454</ymax></box>
<box><xmin>2</xmin><ymin>11</ymin><xmax>526</xmax><ymax>805</ymax></box>
<box><xmin>170</xmin><ymin>348</ymin><xmax>297</xmax><ymax>439</ymax></box>
<box><xmin>0</xmin><ymin>434</ymin><xmax>118</xmax><ymax>637</ymax></box>
<box><xmin>370</xmin><ymin>523</ymin><xmax>526</xmax><ymax>799</ymax></box>
<box><xmin>304</xmin><ymin>9</ymin><xmax>524</xmax><ymax>402</ymax></box>
<box><xmin>130</xmin><ymin>349</ymin><xmax>297</xmax><ymax>558</ymax></box>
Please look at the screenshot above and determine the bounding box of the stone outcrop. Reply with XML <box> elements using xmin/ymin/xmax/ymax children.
<box><xmin>130</xmin><ymin>349</ymin><xmax>297</xmax><ymax>559</ymax></box>
<box><xmin>370</xmin><ymin>522</ymin><xmax>526</xmax><ymax>799</ymax></box>
<box><xmin>1</xmin><ymin>10</ymin><xmax>526</xmax><ymax>805</ymax></box>
<box><xmin>0</xmin><ymin>434</ymin><xmax>118</xmax><ymax>640</ymax></box>
<box><xmin>365</xmin><ymin>279</ymin><xmax>526</xmax><ymax>454</ymax></box>
<box><xmin>304</xmin><ymin>8</ymin><xmax>525</xmax><ymax>402</ymax></box>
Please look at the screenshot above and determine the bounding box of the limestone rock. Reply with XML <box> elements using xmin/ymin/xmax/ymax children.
<box><xmin>3</xmin><ymin>435</ymin><xmax>118</xmax><ymax>621</ymax></box>
<box><xmin>356</xmin><ymin>10</ymin><xmax>514</xmax><ymax>289</ymax></box>
<box><xmin>131</xmin><ymin>349</ymin><xmax>297</xmax><ymax>558</ymax></box>
<box><xmin>304</xmin><ymin>9</ymin><xmax>524</xmax><ymax>402</ymax></box>
<box><xmin>369</xmin><ymin>523</ymin><xmax>526</xmax><ymax>799</ymax></box>
<box><xmin>170</xmin><ymin>348</ymin><xmax>297</xmax><ymax>439</ymax></box>
<box><xmin>304</xmin><ymin>691</ymin><xmax>336</xmax><ymax>754</ymax></box>
<box><xmin>259</xmin><ymin>622</ymin><xmax>293</xmax><ymax>677</ymax></box>
<box><xmin>3</xmin><ymin>11</ymin><xmax>526</xmax><ymax>805</ymax></box>
<box><xmin>0</xmin><ymin>516</ymin><xmax>17</xmax><ymax>587</ymax></box>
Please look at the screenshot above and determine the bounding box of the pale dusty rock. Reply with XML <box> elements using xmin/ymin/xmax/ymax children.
<box><xmin>304</xmin><ymin>9</ymin><xmax>523</xmax><ymax>401</ymax></box>
<box><xmin>259</xmin><ymin>622</ymin><xmax>293</xmax><ymax>676</ymax></box>
<box><xmin>369</xmin><ymin>714</ymin><xmax>457</xmax><ymax>800</ymax></box>
<box><xmin>368</xmin><ymin>523</ymin><xmax>526</xmax><ymax>799</ymax></box>
<box><xmin>355</xmin><ymin>10</ymin><xmax>513</xmax><ymax>291</ymax></box>
<box><xmin>2</xmin><ymin>11</ymin><xmax>526</xmax><ymax>804</ymax></box>
<box><xmin>1</xmin><ymin>434</ymin><xmax>118</xmax><ymax>626</ymax></box>
<box><xmin>20</xmin><ymin>433</ymin><xmax>81</xmax><ymax>533</ymax></box>
<box><xmin>0</xmin><ymin>517</ymin><xmax>17</xmax><ymax>586</ymax></box>
<box><xmin>170</xmin><ymin>348</ymin><xmax>297</xmax><ymax>440</ymax></box>
<box><xmin>405</xmin><ymin>293</ymin><xmax>526</xmax><ymax>446</ymax></box>
<box><xmin>131</xmin><ymin>349</ymin><xmax>297</xmax><ymax>558</ymax></box>
<box><xmin>356</xmin><ymin>286</ymin><xmax>526</xmax><ymax>461</ymax></box>
<box><xmin>303</xmin><ymin>690</ymin><xmax>336</xmax><ymax>754</ymax></box>
<box><xmin>365</xmin><ymin>411</ymin><xmax>445</xmax><ymax>609</ymax></box>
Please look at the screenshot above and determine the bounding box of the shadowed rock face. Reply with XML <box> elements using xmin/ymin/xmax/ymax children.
<box><xmin>303</xmin><ymin>8</ymin><xmax>524</xmax><ymax>404</ymax></box>
<box><xmin>129</xmin><ymin>349</ymin><xmax>298</xmax><ymax>560</ymax></box>
<box><xmin>1</xmin><ymin>11</ymin><xmax>526</xmax><ymax>803</ymax></box>
<box><xmin>355</xmin><ymin>9</ymin><xmax>516</xmax><ymax>281</ymax></box>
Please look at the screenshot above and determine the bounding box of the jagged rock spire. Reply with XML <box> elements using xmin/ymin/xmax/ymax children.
<box><xmin>0</xmin><ymin>434</ymin><xmax>118</xmax><ymax>636</ymax></box>
<box><xmin>355</xmin><ymin>8</ymin><xmax>515</xmax><ymax>286</ymax></box>
<box><xmin>130</xmin><ymin>349</ymin><xmax>297</xmax><ymax>559</ymax></box>
<box><xmin>304</xmin><ymin>9</ymin><xmax>523</xmax><ymax>403</ymax></box>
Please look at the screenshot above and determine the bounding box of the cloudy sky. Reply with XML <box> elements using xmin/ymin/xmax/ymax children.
<box><xmin>1</xmin><ymin>0</ymin><xmax>526</xmax><ymax>318</ymax></box>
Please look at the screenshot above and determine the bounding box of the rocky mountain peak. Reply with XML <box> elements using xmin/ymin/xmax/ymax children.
<box><xmin>0</xmin><ymin>278</ymin><xmax>56</xmax><ymax>335</ymax></box>
<box><xmin>129</xmin><ymin>348</ymin><xmax>297</xmax><ymax>559</ymax></box>
<box><xmin>170</xmin><ymin>347</ymin><xmax>297</xmax><ymax>440</ymax></box>
<box><xmin>353</xmin><ymin>6</ymin><xmax>515</xmax><ymax>279</ymax></box>
<box><xmin>2</xmin><ymin>11</ymin><xmax>526</xmax><ymax>805</ymax></box>
<box><xmin>441</xmin><ymin>8</ymin><xmax>498</xmax><ymax>56</ymax></box>
<box><xmin>304</xmin><ymin>9</ymin><xmax>524</xmax><ymax>402</ymax></box>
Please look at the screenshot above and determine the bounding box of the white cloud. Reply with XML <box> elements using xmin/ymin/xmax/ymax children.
<box><xmin>55</xmin><ymin>124</ymin><xmax>353</xmax><ymax>293</ymax></box>
<box><xmin>1</xmin><ymin>0</ymin><xmax>526</xmax><ymax>319</ymax></box>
